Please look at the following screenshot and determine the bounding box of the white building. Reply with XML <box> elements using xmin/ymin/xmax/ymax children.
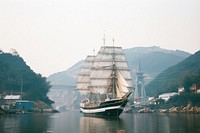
<box><xmin>4</xmin><ymin>95</ymin><xmax>21</xmax><ymax>100</ymax></box>
<box><xmin>4</xmin><ymin>95</ymin><xmax>21</xmax><ymax>104</ymax></box>
<box><xmin>178</xmin><ymin>87</ymin><xmax>185</xmax><ymax>94</ymax></box>
<box><xmin>158</xmin><ymin>92</ymin><xmax>178</xmax><ymax>101</ymax></box>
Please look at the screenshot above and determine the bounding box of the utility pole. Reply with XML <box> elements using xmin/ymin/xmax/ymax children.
<box><xmin>20</xmin><ymin>76</ymin><xmax>23</xmax><ymax>100</ymax></box>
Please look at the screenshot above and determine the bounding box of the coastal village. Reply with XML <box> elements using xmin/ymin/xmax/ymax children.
<box><xmin>128</xmin><ymin>61</ymin><xmax>200</xmax><ymax>114</ymax></box>
<box><xmin>1</xmin><ymin>83</ymin><xmax>200</xmax><ymax>115</ymax></box>
<box><xmin>1</xmin><ymin>49</ymin><xmax>200</xmax><ymax>115</ymax></box>
<box><xmin>0</xmin><ymin>50</ymin><xmax>200</xmax><ymax>114</ymax></box>
<box><xmin>133</xmin><ymin>84</ymin><xmax>200</xmax><ymax>113</ymax></box>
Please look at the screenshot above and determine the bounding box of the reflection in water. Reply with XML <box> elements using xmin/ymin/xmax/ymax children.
<box><xmin>0</xmin><ymin>112</ymin><xmax>200</xmax><ymax>133</ymax></box>
<box><xmin>134</xmin><ymin>113</ymin><xmax>170</xmax><ymax>133</ymax></box>
<box><xmin>121</xmin><ymin>113</ymin><xmax>200</xmax><ymax>133</ymax></box>
<box><xmin>0</xmin><ymin>113</ymin><xmax>51</xmax><ymax>133</ymax></box>
<box><xmin>131</xmin><ymin>113</ymin><xmax>171</xmax><ymax>133</ymax></box>
<box><xmin>80</xmin><ymin>116</ymin><xmax>125</xmax><ymax>133</ymax></box>
<box><xmin>168</xmin><ymin>113</ymin><xmax>200</xmax><ymax>133</ymax></box>
<box><xmin>48</xmin><ymin>111</ymin><xmax>80</xmax><ymax>133</ymax></box>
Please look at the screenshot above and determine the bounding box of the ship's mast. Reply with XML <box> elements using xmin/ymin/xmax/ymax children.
<box><xmin>112</xmin><ymin>38</ymin><xmax>116</xmax><ymax>98</ymax></box>
<box><xmin>103</xmin><ymin>33</ymin><xmax>106</xmax><ymax>46</ymax></box>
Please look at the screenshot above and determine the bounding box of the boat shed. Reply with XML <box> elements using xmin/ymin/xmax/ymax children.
<box><xmin>15</xmin><ymin>100</ymin><xmax>34</xmax><ymax>112</ymax></box>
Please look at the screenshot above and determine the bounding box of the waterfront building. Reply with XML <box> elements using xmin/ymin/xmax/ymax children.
<box><xmin>15</xmin><ymin>100</ymin><xmax>34</xmax><ymax>112</ymax></box>
<box><xmin>4</xmin><ymin>95</ymin><xmax>21</xmax><ymax>105</ymax></box>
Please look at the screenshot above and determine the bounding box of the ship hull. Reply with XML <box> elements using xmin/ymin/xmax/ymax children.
<box><xmin>80</xmin><ymin>91</ymin><xmax>132</xmax><ymax>117</ymax></box>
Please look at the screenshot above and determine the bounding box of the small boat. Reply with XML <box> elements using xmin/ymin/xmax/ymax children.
<box><xmin>159</xmin><ymin>109</ymin><xmax>168</xmax><ymax>113</ymax></box>
<box><xmin>76</xmin><ymin>45</ymin><xmax>133</xmax><ymax>117</ymax></box>
<box><xmin>138</xmin><ymin>108</ymin><xmax>154</xmax><ymax>113</ymax></box>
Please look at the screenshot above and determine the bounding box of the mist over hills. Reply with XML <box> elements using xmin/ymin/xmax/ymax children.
<box><xmin>47</xmin><ymin>46</ymin><xmax>191</xmax><ymax>88</ymax></box>
<box><xmin>124</xmin><ymin>46</ymin><xmax>190</xmax><ymax>79</ymax></box>
<box><xmin>47</xmin><ymin>61</ymin><xmax>82</xmax><ymax>86</ymax></box>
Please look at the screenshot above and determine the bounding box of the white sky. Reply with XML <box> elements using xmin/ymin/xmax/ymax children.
<box><xmin>0</xmin><ymin>0</ymin><xmax>200</xmax><ymax>77</ymax></box>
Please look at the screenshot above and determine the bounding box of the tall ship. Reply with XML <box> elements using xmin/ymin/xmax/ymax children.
<box><xmin>76</xmin><ymin>45</ymin><xmax>133</xmax><ymax>117</ymax></box>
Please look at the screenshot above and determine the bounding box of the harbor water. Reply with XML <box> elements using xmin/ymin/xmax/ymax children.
<box><xmin>0</xmin><ymin>111</ymin><xmax>200</xmax><ymax>133</ymax></box>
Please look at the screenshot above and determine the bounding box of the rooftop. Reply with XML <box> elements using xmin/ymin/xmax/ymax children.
<box><xmin>4</xmin><ymin>95</ymin><xmax>21</xmax><ymax>100</ymax></box>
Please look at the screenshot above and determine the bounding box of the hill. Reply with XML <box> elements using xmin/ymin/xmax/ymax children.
<box><xmin>47</xmin><ymin>46</ymin><xmax>190</xmax><ymax>87</ymax></box>
<box><xmin>47</xmin><ymin>61</ymin><xmax>83</xmax><ymax>86</ymax></box>
<box><xmin>146</xmin><ymin>50</ymin><xmax>200</xmax><ymax>97</ymax></box>
<box><xmin>124</xmin><ymin>46</ymin><xmax>190</xmax><ymax>79</ymax></box>
<box><xmin>0</xmin><ymin>51</ymin><xmax>53</xmax><ymax>105</ymax></box>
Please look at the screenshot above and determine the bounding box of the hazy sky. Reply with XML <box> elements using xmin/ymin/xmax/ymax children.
<box><xmin>0</xmin><ymin>0</ymin><xmax>200</xmax><ymax>76</ymax></box>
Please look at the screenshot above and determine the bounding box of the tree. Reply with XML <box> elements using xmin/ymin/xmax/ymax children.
<box><xmin>0</xmin><ymin>53</ymin><xmax>53</xmax><ymax>105</ymax></box>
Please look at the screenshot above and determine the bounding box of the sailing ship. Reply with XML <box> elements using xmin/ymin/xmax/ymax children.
<box><xmin>76</xmin><ymin>45</ymin><xmax>133</xmax><ymax>117</ymax></box>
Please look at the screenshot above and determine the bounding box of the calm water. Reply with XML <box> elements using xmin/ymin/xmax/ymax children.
<box><xmin>0</xmin><ymin>111</ymin><xmax>200</xmax><ymax>133</ymax></box>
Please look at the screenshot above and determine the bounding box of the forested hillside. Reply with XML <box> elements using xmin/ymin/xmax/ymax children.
<box><xmin>0</xmin><ymin>51</ymin><xmax>53</xmax><ymax>105</ymax></box>
<box><xmin>146</xmin><ymin>50</ymin><xmax>200</xmax><ymax>97</ymax></box>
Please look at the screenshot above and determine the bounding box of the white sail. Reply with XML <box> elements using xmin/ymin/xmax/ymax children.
<box><xmin>116</xmin><ymin>70</ymin><xmax>130</xmax><ymax>98</ymax></box>
<box><xmin>77</xmin><ymin>46</ymin><xmax>132</xmax><ymax>98</ymax></box>
<box><xmin>76</xmin><ymin>55</ymin><xmax>95</xmax><ymax>95</ymax></box>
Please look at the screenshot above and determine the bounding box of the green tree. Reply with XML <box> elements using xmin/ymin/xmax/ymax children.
<box><xmin>0</xmin><ymin>53</ymin><xmax>53</xmax><ymax>105</ymax></box>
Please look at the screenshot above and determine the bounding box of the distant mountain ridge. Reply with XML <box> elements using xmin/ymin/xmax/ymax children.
<box><xmin>47</xmin><ymin>61</ymin><xmax>83</xmax><ymax>86</ymax></box>
<box><xmin>124</xmin><ymin>46</ymin><xmax>190</xmax><ymax>58</ymax></box>
<box><xmin>47</xmin><ymin>46</ymin><xmax>191</xmax><ymax>88</ymax></box>
<box><xmin>124</xmin><ymin>46</ymin><xmax>191</xmax><ymax>79</ymax></box>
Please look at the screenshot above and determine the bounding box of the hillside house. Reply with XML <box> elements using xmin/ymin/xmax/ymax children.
<box><xmin>190</xmin><ymin>84</ymin><xmax>200</xmax><ymax>94</ymax></box>
<box><xmin>178</xmin><ymin>87</ymin><xmax>185</xmax><ymax>94</ymax></box>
